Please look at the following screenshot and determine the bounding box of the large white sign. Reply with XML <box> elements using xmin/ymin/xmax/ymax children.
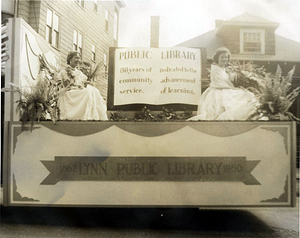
<box><xmin>114</xmin><ymin>47</ymin><xmax>201</xmax><ymax>105</ymax></box>
<box><xmin>6</xmin><ymin>121</ymin><xmax>295</xmax><ymax>207</ymax></box>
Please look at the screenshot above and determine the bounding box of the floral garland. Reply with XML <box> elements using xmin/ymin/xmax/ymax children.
<box><xmin>64</xmin><ymin>65</ymin><xmax>76</xmax><ymax>88</ymax></box>
<box><xmin>109</xmin><ymin>107</ymin><xmax>194</xmax><ymax>122</ymax></box>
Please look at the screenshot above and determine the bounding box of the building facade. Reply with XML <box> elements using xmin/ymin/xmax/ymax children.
<box><xmin>178</xmin><ymin>13</ymin><xmax>300</xmax><ymax>116</ymax></box>
<box><xmin>2</xmin><ymin>0</ymin><xmax>125</xmax><ymax>98</ymax></box>
<box><xmin>177</xmin><ymin>13</ymin><xmax>300</xmax><ymax>165</ymax></box>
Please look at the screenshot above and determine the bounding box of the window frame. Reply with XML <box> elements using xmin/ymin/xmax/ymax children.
<box><xmin>75</xmin><ymin>0</ymin><xmax>84</xmax><ymax>8</ymax></box>
<box><xmin>105</xmin><ymin>9</ymin><xmax>109</xmax><ymax>32</ymax></box>
<box><xmin>73</xmin><ymin>29</ymin><xmax>83</xmax><ymax>56</ymax></box>
<box><xmin>92</xmin><ymin>43</ymin><xmax>96</xmax><ymax>62</ymax></box>
<box><xmin>240</xmin><ymin>29</ymin><xmax>265</xmax><ymax>54</ymax></box>
<box><xmin>104</xmin><ymin>53</ymin><xmax>107</xmax><ymax>71</ymax></box>
<box><xmin>113</xmin><ymin>10</ymin><xmax>119</xmax><ymax>41</ymax></box>
<box><xmin>46</xmin><ymin>8</ymin><xmax>60</xmax><ymax>49</ymax></box>
<box><xmin>93</xmin><ymin>0</ymin><xmax>97</xmax><ymax>12</ymax></box>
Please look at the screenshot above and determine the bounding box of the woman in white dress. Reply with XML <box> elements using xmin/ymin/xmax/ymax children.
<box><xmin>57</xmin><ymin>51</ymin><xmax>108</xmax><ymax>120</ymax></box>
<box><xmin>188</xmin><ymin>47</ymin><xmax>258</xmax><ymax>121</ymax></box>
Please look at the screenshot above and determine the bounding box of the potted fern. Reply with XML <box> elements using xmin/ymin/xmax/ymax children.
<box><xmin>228</xmin><ymin>61</ymin><xmax>300</xmax><ymax>121</ymax></box>
<box><xmin>259</xmin><ymin>65</ymin><xmax>300</xmax><ymax>121</ymax></box>
<box><xmin>1</xmin><ymin>54</ymin><xmax>60</xmax><ymax>129</ymax></box>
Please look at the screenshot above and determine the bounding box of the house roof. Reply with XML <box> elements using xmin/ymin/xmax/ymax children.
<box><xmin>176</xmin><ymin>13</ymin><xmax>300</xmax><ymax>62</ymax></box>
<box><xmin>225</xmin><ymin>13</ymin><xmax>279</xmax><ymax>25</ymax></box>
<box><xmin>116</xmin><ymin>1</ymin><xmax>126</xmax><ymax>8</ymax></box>
<box><xmin>217</xmin><ymin>13</ymin><xmax>279</xmax><ymax>35</ymax></box>
<box><xmin>176</xmin><ymin>28</ymin><xmax>224</xmax><ymax>59</ymax></box>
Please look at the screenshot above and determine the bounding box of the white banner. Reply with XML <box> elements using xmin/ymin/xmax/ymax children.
<box><xmin>114</xmin><ymin>47</ymin><xmax>201</xmax><ymax>105</ymax></box>
<box><xmin>8</xmin><ymin>122</ymin><xmax>294</xmax><ymax>206</ymax></box>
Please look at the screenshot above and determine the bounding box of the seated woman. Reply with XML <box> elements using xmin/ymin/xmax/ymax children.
<box><xmin>57</xmin><ymin>51</ymin><xmax>108</xmax><ymax>120</ymax></box>
<box><xmin>188</xmin><ymin>47</ymin><xmax>258</xmax><ymax>121</ymax></box>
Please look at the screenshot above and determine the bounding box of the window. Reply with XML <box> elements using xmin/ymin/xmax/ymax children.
<box><xmin>93</xmin><ymin>0</ymin><xmax>97</xmax><ymax>11</ymax></box>
<box><xmin>113</xmin><ymin>11</ymin><xmax>118</xmax><ymax>40</ymax></box>
<box><xmin>105</xmin><ymin>10</ymin><xmax>109</xmax><ymax>31</ymax></box>
<box><xmin>240</xmin><ymin>29</ymin><xmax>265</xmax><ymax>54</ymax></box>
<box><xmin>92</xmin><ymin>44</ymin><xmax>96</xmax><ymax>61</ymax></box>
<box><xmin>73</xmin><ymin>29</ymin><xmax>83</xmax><ymax>56</ymax></box>
<box><xmin>75</xmin><ymin>0</ymin><xmax>84</xmax><ymax>7</ymax></box>
<box><xmin>46</xmin><ymin>8</ymin><xmax>60</xmax><ymax>48</ymax></box>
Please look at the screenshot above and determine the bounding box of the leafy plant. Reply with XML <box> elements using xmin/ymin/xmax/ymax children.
<box><xmin>134</xmin><ymin>106</ymin><xmax>155</xmax><ymax>121</ymax></box>
<box><xmin>156</xmin><ymin>107</ymin><xmax>179</xmax><ymax>121</ymax></box>
<box><xmin>1</xmin><ymin>54</ymin><xmax>60</xmax><ymax>130</ymax></box>
<box><xmin>228</xmin><ymin>61</ymin><xmax>300</xmax><ymax>121</ymax></box>
<box><xmin>258</xmin><ymin>65</ymin><xmax>300</xmax><ymax>121</ymax></box>
<box><xmin>133</xmin><ymin>107</ymin><xmax>194</xmax><ymax>122</ymax></box>
<box><xmin>156</xmin><ymin>107</ymin><xmax>194</xmax><ymax>121</ymax></box>
<box><xmin>228</xmin><ymin>60</ymin><xmax>265</xmax><ymax>95</ymax></box>
<box><xmin>80</xmin><ymin>62</ymin><xmax>108</xmax><ymax>95</ymax></box>
<box><xmin>201</xmin><ymin>67</ymin><xmax>212</xmax><ymax>92</ymax></box>
<box><xmin>109</xmin><ymin>110</ymin><xmax>129</xmax><ymax>121</ymax></box>
<box><xmin>179</xmin><ymin>107</ymin><xmax>194</xmax><ymax>120</ymax></box>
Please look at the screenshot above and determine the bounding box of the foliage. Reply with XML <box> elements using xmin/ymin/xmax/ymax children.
<box><xmin>133</xmin><ymin>107</ymin><xmax>194</xmax><ymax>122</ymax></box>
<box><xmin>179</xmin><ymin>108</ymin><xmax>194</xmax><ymax>120</ymax></box>
<box><xmin>228</xmin><ymin>60</ymin><xmax>265</xmax><ymax>95</ymax></box>
<box><xmin>89</xmin><ymin>62</ymin><xmax>108</xmax><ymax>82</ymax></box>
<box><xmin>156</xmin><ymin>107</ymin><xmax>194</xmax><ymax>121</ymax></box>
<box><xmin>134</xmin><ymin>106</ymin><xmax>155</xmax><ymax>121</ymax></box>
<box><xmin>109</xmin><ymin>110</ymin><xmax>129</xmax><ymax>121</ymax></box>
<box><xmin>1</xmin><ymin>54</ymin><xmax>60</xmax><ymax>130</ymax></box>
<box><xmin>227</xmin><ymin>60</ymin><xmax>300</xmax><ymax>121</ymax></box>
<box><xmin>258</xmin><ymin>65</ymin><xmax>300</xmax><ymax>121</ymax></box>
<box><xmin>201</xmin><ymin>68</ymin><xmax>212</xmax><ymax>92</ymax></box>
<box><xmin>81</xmin><ymin>62</ymin><xmax>108</xmax><ymax>93</ymax></box>
<box><xmin>155</xmin><ymin>107</ymin><xmax>180</xmax><ymax>121</ymax></box>
<box><xmin>3</xmin><ymin>55</ymin><xmax>299</xmax><ymax>125</ymax></box>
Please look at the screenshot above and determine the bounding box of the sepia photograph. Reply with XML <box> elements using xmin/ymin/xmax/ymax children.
<box><xmin>1</xmin><ymin>0</ymin><xmax>300</xmax><ymax>237</ymax></box>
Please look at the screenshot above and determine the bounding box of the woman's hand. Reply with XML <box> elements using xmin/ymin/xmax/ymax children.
<box><xmin>229</xmin><ymin>72</ymin><xmax>237</xmax><ymax>82</ymax></box>
<box><xmin>83</xmin><ymin>81</ymin><xmax>91</xmax><ymax>87</ymax></box>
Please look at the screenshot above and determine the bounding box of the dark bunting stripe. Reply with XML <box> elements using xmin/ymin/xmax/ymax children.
<box><xmin>42</xmin><ymin>122</ymin><xmax>259</xmax><ymax>137</ymax></box>
<box><xmin>41</xmin><ymin>156</ymin><xmax>260</xmax><ymax>185</ymax></box>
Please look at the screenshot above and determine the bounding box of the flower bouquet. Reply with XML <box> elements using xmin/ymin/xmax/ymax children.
<box><xmin>228</xmin><ymin>60</ymin><xmax>265</xmax><ymax>95</ymax></box>
<box><xmin>81</xmin><ymin>61</ymin><xmax>107</xmax><ymax>94</ymax></box>
<box><xmin>1</xmin><ymin>54</ymin><xmax>60</xmax><ymax>130</ymax></box>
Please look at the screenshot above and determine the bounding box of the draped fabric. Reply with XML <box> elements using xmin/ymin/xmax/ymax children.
<box><xmin>57</xmin><ymin>68</ymin><xmax>108</xmax><ymax>121</ymax></box>
<box><xmin>188</xmin><ymin>64</ymin><xmax>258</xmax><ymax>121</ymax></box>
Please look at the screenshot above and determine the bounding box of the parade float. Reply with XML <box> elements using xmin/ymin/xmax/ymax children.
<box><xmin>1</xmin><ymin>18</ymin><xmax>298</xmax><ymax>208</ymax></box>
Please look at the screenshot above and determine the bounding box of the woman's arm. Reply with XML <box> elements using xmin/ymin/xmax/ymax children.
<box><xmin>57</xmin><ymin>70</ymin><xmax>71</xmax><ymax>88</ymax></box>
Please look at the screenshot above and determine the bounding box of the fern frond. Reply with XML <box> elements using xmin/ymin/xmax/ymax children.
<box><xmin>286</xmin><ymin>66</ymin><xmax>296</xmax><ymax>84</ymax></box>
<box><xmin>90</xmin><ymin>62</ymin><xmax>106</xmax><ymax>81</ymax></box>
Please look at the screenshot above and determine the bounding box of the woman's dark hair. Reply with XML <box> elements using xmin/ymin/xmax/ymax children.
<box><xmin>213</xmin><ymin>47</ymin><xmax>231</xmax><ymax>64</ymax></box>
<box><xmin>67</xmin><ymin>51</ymin><xmax>81</xmax><ymax>65</ymax></box>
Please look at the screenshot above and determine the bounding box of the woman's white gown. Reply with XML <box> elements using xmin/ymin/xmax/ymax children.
<box><xmin>188</xmin><ymin>64</ymin><xmax>258</xmax><ymax>121</ymax></box>
<box><xmin>57</xmin><ymin>68</ymin><xmax>108</xmax><ymax>120</ymax></box>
